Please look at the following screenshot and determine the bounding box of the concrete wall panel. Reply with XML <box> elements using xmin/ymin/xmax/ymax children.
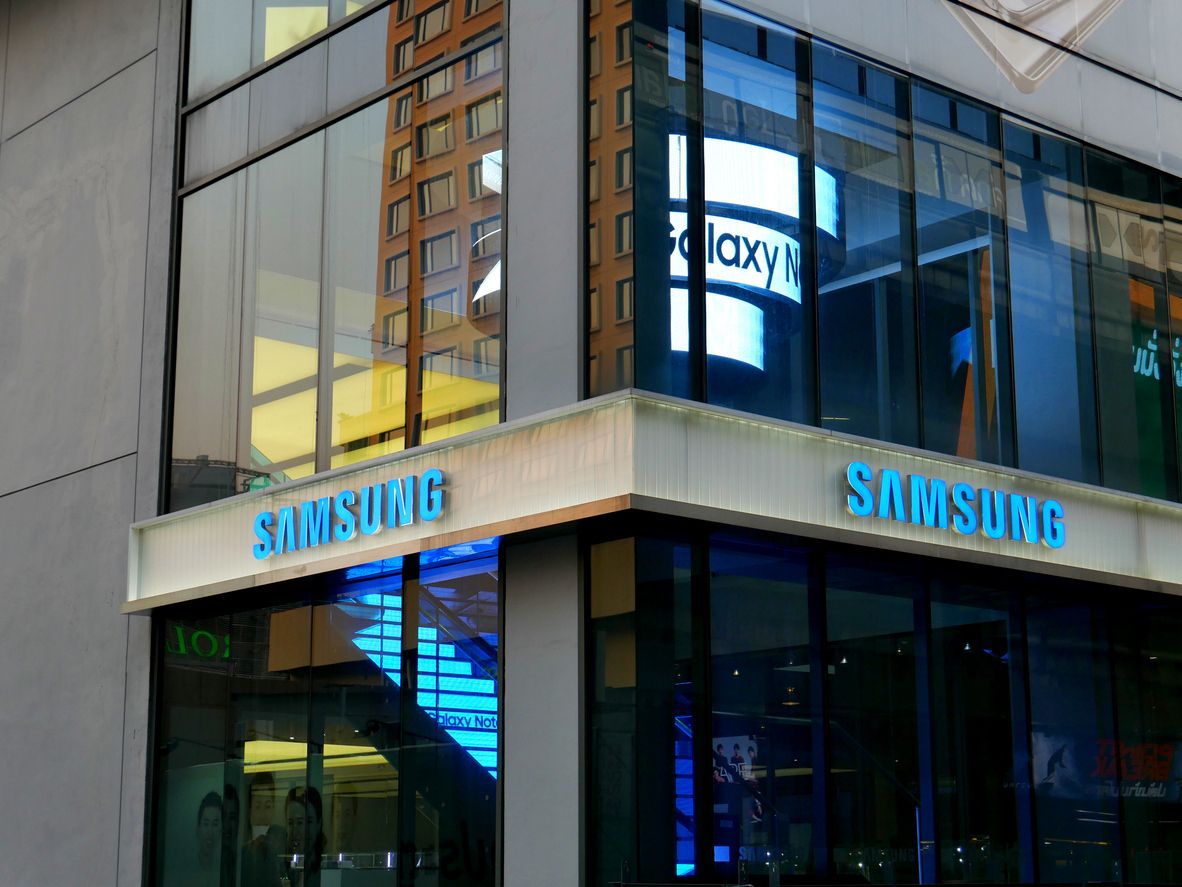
<box><xmin>2</xmin><ymin>0</ymin><xmax>158</xmax><ymax>140</ymax></box>
<box><xmin>503</xmin><ymin>535</ymin><xmax>582</xmax><ymax>887</ymax></box>
<box><xmin>0</xmin><ymin>456</ymin><xmax>137</xmax><ymax>886</ymax></box>
<box><xmin>135</xmin><ymin>0</ymin><xmax>183</xmax><ymax>523</ymax></box>
<box><xmin>505</xmin><ymin>0</ymin><xmax>581</xmax><ymax>419</ymax></box>
<box><xmin>0</xmin><ymin>55</ymin><xmax>155</xmax><ymax>497</ymax></box>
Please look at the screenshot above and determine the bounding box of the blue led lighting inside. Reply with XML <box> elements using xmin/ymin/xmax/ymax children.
<box><xmin>344</xmin><ymin>541</ymin><xmax>500</xmax><ymax>779</ymax></box>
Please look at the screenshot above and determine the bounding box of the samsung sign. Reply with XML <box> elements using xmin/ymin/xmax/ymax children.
<box><xmin>251</xmin><ymin>468</ymin><xmax>445</xmax><ymax>560</ymax></box>
<box><xmin>845</xmin><ymin>461</ymin><xmax>1065</xmax><ymax>549</ymax></box>
<box><xmin>668</xmin><ymin>212</ymin><xmax>802</xmax><ymax>303</ymax></box>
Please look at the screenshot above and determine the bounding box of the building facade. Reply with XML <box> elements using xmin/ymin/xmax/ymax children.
<box><xmin>7</xmin><ymin>0</ymin><xmax>1182</xmax><ymax>885</ymax></box>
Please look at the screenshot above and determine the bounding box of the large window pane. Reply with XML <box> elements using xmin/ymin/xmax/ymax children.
<box><xmin>1003</xmin><ymin>122</ymin><xmax>1100</xmax><ymax>484</ymax></box>
<box><xmin>913</xmin><ymin>85</ymin><xmax>1014</xmax><ymax>465</ymax></box>
<box><xmin>1025</xmin><ymin>598</ymin><xmax>1121</xmax><ymax>883</ymax></box>
<box><xmin>588</xmin><ymin>536</ymin><xmax>700</xmax><ymax>885</ymax></box>
<box><xmin>1113</xmin><ymin>601</ymin><xmax>1182</xmax><ymax>882</ymax></box>
<box><xmin>826</xmin><ymin>555</ymin><xmax>921</xmax><ymax>883</ymax></box>
<box><xmin>709</xmin><ymin>536</ymin><xmax>813</xmax><ymax>882</ymax></box>
<box><xmin>813</xmin><ymin>44</ymin><xmax>919</xmax><ymax>446</ymax></box>
<box><xmin>153</xmin><ymin>600</ymin><xmax>311</xmax><ymax>886</ymax></box>
<box><xmin>1087</xmin><ymin>151</ymin><xmax>1176</xmax><ymax>498</ymax></box>
<box><xmin>1163</xmin><ymin>178</ymin><xmax>1182</xmax><ymax>494</ymax></box>
<box><xmin>325</xmin><ymin>103</ymin><xmax>409</xmax><ymax>469</ymax></box>
<box><xmin>930</xmin><ymin>581</ymin><xmax>1021</xmax><ymax>881</ymax></box>
<box><xmin>242</xmin><ymin>133</ymin><xmax>324</xmax><ymax>488</ymax></box>
<box><xmin>171</xmin><ymin>172</ymin><xmax>247</xmax><ymax>510</ymax></box>
<box><xmin>407</xmin><ymin>58</ymin><xmax>503</xmax><ymax>445</ymax></box>
<box><xmin>696</xmin><ymin>7</ymin><xmax>813</xmax><ymax>420</ymax></box>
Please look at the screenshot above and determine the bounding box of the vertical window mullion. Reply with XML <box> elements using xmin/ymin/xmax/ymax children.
<box><xmin>684</xmin><ymin>0</ymin><xmax>707</xmax><ymax>402</ymax></box>
<box><xmin>315</xmin><ymin>134</ymin><xmax>333</xmax><ymax>474</ymax></box>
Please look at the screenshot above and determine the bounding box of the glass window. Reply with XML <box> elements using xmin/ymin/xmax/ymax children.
<box><xmin>814</xmin><ymin>43</ymin><xmax>919</xmax><ymax>446</ymax></box>
<box><xmin>384</xmin><ymin>252</ymin><xmax>410</xmax><ymax>292</ymax></box>
<box><xmin>693</xmin><ymin>6</ymin><xmax>813</xmax><ymax>420</ymax></box>
<box><xmin>465</xmin><ymin>92</ymin><xmax>503</xmax><ymax>141</ymax></box>
<box><xmin>386</xmin><ymin>196</ymin><xmax>411</xmax><ymax>238</ymax></box>
<box><xmin>415</xmin><ymin>1</ymin><xmax>451</xmax><ymax>44</ymax></box>
<box><xmin>471</xmin><ymin>214</ymin><xmax>501</xmax><ymax>258</ymax></box>
<box><xmin>420</xmin><ymin>230</ymin><xmax>459</xmax><ymax>275</ymax></box>
<box><xmin>394</xmin><ymin>92</ymin><xmax>414</xmax><ymax>129</ymax></box>
<box><xmin>416</xmin><ymin>113</ymin><xmax>454</xmax><ymax>158</ymax></box>
<box><xmin>616</xmin><ymin>85</ymin><xmax>633</xmax><ymax>127</ymax></box>
<box><xmin>615</xmin><ymin>344</ymin><xmax>634</xmax><ymax>387</ymax></box>
<box><xmin>397</xmin><ymin>0</ymin><xmax>414</xmax><ymax>21</ymax></box>
<box><xmin>473</xmin><ymin>335</ymin><xmax>499</xmax><ymax>377</ymax></box>
<box><xmin>826</xmin><ymin>554</ymin><xmax>921</xmax><ymax>883</ymax></box>
<box><xmin>465</xmin><ymin>0</ymin><xmax>499</xmax><ymax>15</ymax></box>
<box><xmin>589</xmin><ymin>219</ymin><xmax>601</xmax><ymax>266</ymax></box>
<box><xmin>464</xmin><ymin>36</ymin><xmax>502</xmax><ymax>81</ymax></box>
<box><xmin>614</xmin><ymin>211</ymin><xmax>633</xmax><ymax>255</ymax></box>
<box><xmin>395</xmin><ymin>38</ymin><xmax>415</xmax><ymax>75</ymax></box>
<box><xmin>614</xmin><ymin>146</ymin><xmax>632</xmax><ymax>191</ymax></box>
<box><xmin>382</xmin><ymin>309</ymin><xmax>409</xmax><ymax>349</ymax></box>
<box><xmin>589</xmin><ymin>97</ymin><xmax>601</xmax><ymax>140</ymax></box>
<box><xmin>913</xmin><ymin>84</ymin><xmax>1015</xmax><ymax>464</ymax></box>
<box><xmin>588</xmin><ymin>33</ymin><xmax>602</xmax><ymax>78</ymax></box>
<box><xmin>153</xmin><ymin>543</ymin><xmax>500</xmax><ymax>887</ymax></box>
<box><xmin>1004</xmin><ymin>121</ymin><xmax>1100</xmax><ymax>484</ymax></box>
<box><xmin>929</xmin><ymin>581</ymin><xmax>1021</xmax><ymax>882</ymax></box>
<box><xmin>1087</xmin><ymin>150</ymin><xmax>1176</xmax><ymax>498</ymax></box>
<box><xmin>417</xmin><ymin>63</ymin><xmax>454</xmax><ymax>103</ymax></box>
<box><xmin>616</xmin><ymin>22</ymin><xmax>633</xmax><ymax>64</ymax></box>
<box><xmin>422</xmin><ymin>288</ymin><xmax>461</xmax><ymax>332</ymax></box>
<box><xmin>418</xmin><ymin>171</ymin><xmax>457</xmax><ymax>216</ymax></box>
<box><xmin>390</xmin><ymin>142</ymin><xmax>411</xmax><ymax>181</ymax></box>
<box><xmin>589</xmin><ymin>285</ymin><xmax>602</xmax><ymax>331</ymax></box>
<box><xmin>1112</xmin><ymin>601</ymin><xmax>1182</xmax><ymax>882</ymax></box>
<box><xmin>589</xmin><ymin>156</ymin><xmax>601</xmax><ymax>202</ymax></box>
<box><xmin>420</xmin><ymin>346</ymin><xmax>458</xmax><ymax>391</ymax></box>
<box><xmin>1025</xmin><ymin>598</ymin><xmax>1120</xmax><ymax>882</ymax></box>
<box><xmin>709</xmin><ymin>537</ymin><xmax>814</xmax><ymax>882</ymax></box>
<box><xmin>615</xmin><ymin>277</ymin><xmax>634</xmax><ymax>322</ymax></box>
<box><xmin>1163</xmin><ymin>178</ymin><xmax>1182</xmax><ymax>490</ymax></box>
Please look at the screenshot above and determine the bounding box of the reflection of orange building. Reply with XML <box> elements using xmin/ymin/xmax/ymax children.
<box><xmin>587</xmin><ymin>0</ymin><xmax>635</xmax><ymax>395</ymax></box>
<box><xmin>338</xmin><ymin>0</ymin><xmax>504</xmax><ymax>466</ymax></box>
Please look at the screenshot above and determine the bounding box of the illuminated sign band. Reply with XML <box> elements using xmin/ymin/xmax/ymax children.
<box><xmin>845</xmin><ymin>461</ymin><xmax>1065</xmax><ymax>548</ymax></box>
<box><xmin>252</xmin><ymin>468</ymin><xmax>446</xmax><ymax>559</ymax></box>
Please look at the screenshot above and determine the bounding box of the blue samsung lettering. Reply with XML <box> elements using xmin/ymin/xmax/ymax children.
<box><xmin>846</xmin><ymin>461</ymin><xmax>874</xmax><ymax>516</ymax></box>
<box><xmin>334</xmin><ymin>490</ymin><xmax>357</xmax><ymax>542</ymax></box>
<box><xmin>299</xmin><ymin>497</ymin><xmax>331</xmax><ymax>549</ymax></box>
<box><xmin>951</xmin><ymin>483</ymin><xmax>977</xmax><ymax>535</ymax></box>
<box><xmin>359</xmin><ymin>484</ymin><xmax>383</xmax><ymax>536</ymax></box>
<box><xmin>1010</xmin><ymin>494</ymin><xmax>1039</xmax><ymax>544</ymax></box>
<box><xmin>877</xmin><ymin>470</ymin><xmax>906</xmax><ymax>522</ymax></box>
<box><xmin>275</xmin><ymin>506</ymin><xmax>297</xmax><ymax>555</ymax></box>
<box><xmin>388</xmin><ymin>476</ymin><xmax>416</xmax><ymax>527</ymax></box>
<box><xmin>980</xmin><ymin>489</ymin><xmax>1006</xmax><ymax>540</ymax></box>
<box><xmin>1042</xmin><ymin>500</ymin><xmax>1066</xmax><ymax>549</ymax></box>
<box><xmin>910</xmin><ymin>475</ymin><xmax>948</xmax><ymax>529</ymax></box>
<box><xmin>252</xmin><ymin>512</ymin><xmax>274</xmax><ymax>560</ymax></box>
<box><xmin>421</xmin><ymin>468</ymin><xmax>445</xmax><ymax>521</ymax></box>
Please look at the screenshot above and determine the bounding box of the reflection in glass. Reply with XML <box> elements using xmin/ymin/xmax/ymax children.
<box><xmin>826</xmin><ymin>555</ymin><xmax>920</xmax><ymax>884</ymax></box>
<box><xmin>695</xmin><ymin>6</ymin><xmax>813</xmax><ymax>420</ymax></box>
<box><xmin>1004</xmin><ymin>122</ymin><xmax>1099</xmax><ymax>484</ymax></box>
<box><xmin>913</xmin><ymin>85</ymin><xmax>1014</xmax><ymax>464</ymax></box>
<box><xmin>243</xmin><ymin>132</ymin><xmax>324</xmax><ymax>488</ymax></box>
<box><xmin>813</xmin><ymin>44</ymin><xmax>919</xmax><ymax>445</ymax></box>
<box><xmin>1163</xmin><ymin>179</ymin><xmax>1182</xmax><ymax>491</ymax></box>
<box><xmin>709</xmin><ymin>537</ymin><xmax>813</xmax><ymax>882</ymax></box>
<box><xmin>1112</xmin><ymin>602</ymin><xmax>1182</xmax><ymax>882</ymax></box>
<box><xmin>173</xmin><ymin>36</ymin><xmax>504</xmax><ymax>511</ymax></box>
<box><xmin>154</xmin><ymin>540</ymin><xmax>500</xmax><ymax>886</ymax></box>
<box><xmin>1087</xmin><ymin>151</ymin><xmax>1176</xmax><ymax>498</ymax></box>
<box><xmin>930</xmin><ymin>582</ymin><xmax>1019</xmax><ymax>882</ymax></box>
<box><xmin>1025</xmin><ymin>599</ymin><xmax>1120</xmax><ymax>883</ymax></box>
<box><xmin>587</xmin><ymin>0</ymin><xmax>637</xmax><ymax>395</ymax></box>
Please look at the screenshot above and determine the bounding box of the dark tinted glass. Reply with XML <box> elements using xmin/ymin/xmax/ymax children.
<box><xmin>930</xmin><ymin>582</ymin><xmax>1021</xmax><ymax>881</ymax></box>
<box><xmin>695</xmin><ymin>9</ymin><xmax>813</xmax><ymax>420</ymax></box>
<box><xmin>1025</xmin><ymin>599</ymin><xmax>1120</xmax><ymax>882</ymax></box>
<box><xmin>1163</xmin><ymin>178</ymin><xmax>1182</xmax><ymax>492</ymax></box>
<box><xmin>709</xmin><ymin>537</ymin><xmax>813</xmax><ymax>881</ymax></box>
<box><xmin>1003</xmin><ymin>122</ymin><xmax>1100</xmax><ymax>484</ymax></box>
<box><xmin>913</xmin><ymin>85</ymin><xmax>1014</xmax><ymax>464</ymax></box>
<box><xmin>1112</xmin><ymin>602</ymin><xmax>1182</xmax><ymax>882</ymax></box>
<box><xmin>813</xmin><ymin>44</ymin><xmax>919</xmax><ymax>445</ymax></box>
<box><xmin>1087</xmin><ymin>151</ymin><xmax>1176</xmax><ymax>498</ymax></box>
<box><xmin>825</xmin><ymin>555</ymin><xmax>920</xmax><ymax>883</ymax></box>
